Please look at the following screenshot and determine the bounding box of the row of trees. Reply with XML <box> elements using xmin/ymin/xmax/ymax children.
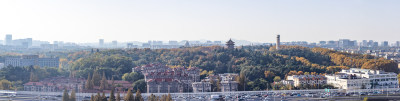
<box><xmin>0</xmin><ymin>66</ymin><xmax>68</xmax><ymax>90</ymax></box>
<box><xmin>85</xmin><ymin>70</ymin><xmax>112</xmax><ymax>91</ymax></box>
<box><xmin>62</xmin><ymin>90</ymin><xmax>76</xmax><ymax>101</ymax></box>
<box><xmin>82</xmin><ymin>89</ymin><xmax>172</xmax><ymax>101</ymax></box>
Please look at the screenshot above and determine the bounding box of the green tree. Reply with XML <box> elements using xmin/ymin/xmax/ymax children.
<box><xmin>29</xmin><ymin>72</ymin><xmax>39</xmax><ymax>82</ymax></box>
<box><xmin>122</xmin><ymin>72</ymin><xmax>144</xmax><ymax>82</ymax></box>
<box><xmin>92</xmin><ymin>70</ymin><xmax>101</xmax><ymax>86</ymax></box>
<box><xmin>237</xmin><ymin>72</ymin><xmax>247</xmax><ymax>91</ymax></box>
<box><xmin>109</xmin><ymin>88</ymin><xmax>116</xmax><ymax>101</ymax></box>
<box><xmin>100</xmin><ymin>72</ymin><xmax>108</xmax><ymax>90</ymax></box>
<box><xmin>102</xmin><ymin>92</ymin><xmax>107</xmax><ymax>101</ymax></box>
<box><xmin>132</xmin><ymin>79</ymin><xmax>146</xmax><ymax>93</ymax></box>
<box><xmin>86</xmin><ymin>73</ymin><xmax>93</xmax><ymax>89</ymax></box>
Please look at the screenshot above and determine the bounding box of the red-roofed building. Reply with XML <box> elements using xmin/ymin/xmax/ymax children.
<box><xmin>24</xmin><ymin>82</ymin><xmax>57</xmax><ymax>92</ymax></box>
<box><xmin>140</xmin><ymin>63</ymin><xmax>201</xmax><ymax>93</ymax></box>
<box><xmin>23</xmin><ymin>76</ymin><xmax>85</xmax><ymax>92</ymax></box>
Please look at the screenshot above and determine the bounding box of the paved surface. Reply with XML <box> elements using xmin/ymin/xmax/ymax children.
<box><xmin>0</xmin><ymin>88</ymin><xmax>400</xmax><ymax>101</ymax></box>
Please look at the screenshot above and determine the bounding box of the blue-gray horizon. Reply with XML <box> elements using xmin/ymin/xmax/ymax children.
<box><xmin>0</xmin><ymin>0</ymin><xmax>399</xmax><ymax>43</ymax></box>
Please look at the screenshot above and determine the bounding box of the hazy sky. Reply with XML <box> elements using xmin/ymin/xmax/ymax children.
<box><xmin>0</xmin><ymin>0</ymin><xmax>400</xmax><ymax>43</ymax></box>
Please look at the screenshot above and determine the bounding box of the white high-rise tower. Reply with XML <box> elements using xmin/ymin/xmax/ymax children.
<box><xmin>276</xmin><ymin>35</ymin><xmax>280</xmax><ymax>50</ymax></box>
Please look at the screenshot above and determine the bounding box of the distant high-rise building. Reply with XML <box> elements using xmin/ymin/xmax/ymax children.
<box><xmin>373</xmin><ymin>42</ymin><xmax>379</xmax><ymax>47</ymax></box>
<box><xmin>276</xmin><ymin>35</ymin><xmax>280</xmax><ymax>50</ymax></box>
<box><xmin>368</xmin><ymin>40</ymin><xmax>374</xmax><ymax>47</ymax></box>
<box><xmin>338</xmin><ymin>39</ymin><xmax>355</xmax><ymax>48</ymax></box>
<box><xmin>362</xmin><ymin>40</ymin><xmax>368</xmax><ymax>47</ymax></box>
<box><xmin>53</xmin><ymin>41</ymin><xmax>58</xmax><ymax>45</ymax></box>
<box><xmin>185</xmin><ymin>41</ymin><xmax>190</xmax><ymax>47</ymax></box>
<box><xmin>226</xmin><ymin>39</ymin><xmax>235</xmax><ymax>49</ymax></box>
<box><xmin>396</xmin><ymin>41</ymin><xmax>400</xmax><ymax>47</ymax></box>
<box><xmin>5</xmin><ymin>55</ymin><xmax>59</xmax><ymax>68</ymax></box>
<box><xmin>5</xmin><ymin>34</ymin><xmax>12</xmax><ymax>46</ymax></box>
<box><xmin>381</xmin><ymin>41</ymin><xmax>389</xmax><ymax>47</ymax></box>
<box><xmin>169</xmin><ymin>41</ymin><xmax>178</xmax><ymax>45</ymax></box>
<box><xmin>112</xmin><ymin>40</ymin><xmax>117</xmax><ymax>47</ymax></box>
<box><xmin>319</xmin><ymin>41</ymin><xmax>326</xmax><ymax>45</ymax></box>
<box><xmin>127</xmin><ymin>43</ymin><xmax>137</xmax><ymax>48</ymax></box>
<box><xmin>99</xmin><ymin>39</ymin><xmax>104</xmax><ymax>47</ymax></box>
<box><xmin>213</xmin><ymin>41</ymin><xmax>222</xmax><ymax>44</ymax></box>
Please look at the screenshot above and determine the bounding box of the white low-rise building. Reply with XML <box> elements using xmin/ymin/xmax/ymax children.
<box><xmin>286</xmin><ymin>75</ymin><xmax>326</xmax><ymax>87</ymax></box>
<box><xmin>192</xmin><ymin>80</ymin><xmax>212</xmax><ymax>93</ymax></box>
<box><xmin>326</xmin><ymin>68</ymin><xmax>398</xmax><ymax>90</ymax></box>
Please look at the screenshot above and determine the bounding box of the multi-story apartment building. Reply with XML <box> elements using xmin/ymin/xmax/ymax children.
<box><xmin>139</xmin><ymin>63</ymin><xmax>201</xmax><ymax>93</ymax></box>
<box><xmin>192</xmin><ymin>80</ymin><xmax>212</xmax><ymax>93</ymax></box>
<box><xmin>219</xmin><ymin>73</ymin><xmax>239</xmax><ymax>92</ymax></box>
<box><xmin>146</xmin><ymin>75</ymin><xmax>183</xmax><ymax>93</ymax></box>
<box><xmin>326</xmin><ymin>68</ymin><xmax>398</xmax><ymax>90</ymax></box>
<box><xmin>24</xmin><ymin>77</ymin><xmax>85</xmax><ymax>92</ymax></box>
<box><xmin>5</xmin><ymin>55</ymin><xmax>59</xmax><ymax>68</ymax></box>
<box><xmin>286</xmin><ymin>75</ymin><xmax>327</xmax><ymax>87</ymax></box>
<box><xmin>221</xmin><ymin>80</ymin><xmax>238</xmax><ymax>92</ymax></box>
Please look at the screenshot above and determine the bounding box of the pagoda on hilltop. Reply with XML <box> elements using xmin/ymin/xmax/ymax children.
<box><xmin>226</xmin><ymin>39</ymin><xmax>235</xmax><ymax>49</ymax></box>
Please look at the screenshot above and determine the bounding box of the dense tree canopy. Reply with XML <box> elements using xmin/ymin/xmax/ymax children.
<box><xmin>65</xmin><ymin>45</ymin><xmax>398</xmax><ymax>90</ymax></box>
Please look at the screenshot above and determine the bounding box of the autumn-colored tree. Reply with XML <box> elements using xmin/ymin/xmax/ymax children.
<box><xmin>102</xmin><ymin>92</ymin><xmax>107</xmax><ymax>101</ymax></box>
<box><xmin>135</xmin><ymin>90</ymin><xmax>143</xmax><ymax>101</ymax></box>
<box><xmin>264</xmin><ymin>70</ymin><xmax>275</xmax><ymax>81</ymax></box>
<box><xmin>85</xmin><ymin>73</ymin><xmax>93</xmax><ymax>89</ymax></box>
<box><xmin>94</xmin><ymin>93</ymin><xmax>100</xmax><ymax>101</ymax></box>
<box><xmin>273</xmin><ymin>76</ymin><xmax>281</xmax><ymax>82</ymax></box>
<box><xmin>297</xmin><ymin>71</ymin><xmax>304</xmax><ymax>75</ymax></box>
<box><xmin>116</xmin><ymin>92</ymin><xmax>121</xmax><ymax>101</ymax></box>
<box><xmin>148</xmin><ymin>94</ymin><xmax>157</xmax><ymax>101</ymax></box>
<box><xmin>100</xmin><ymin>72</ymin><xmax>108</xmax><ymax>90</ymax></box>
<box><xmin>236</xmin><ymin>72</ymin><xmax>247</xmax><ymax>91</ymax></box>
<box><xmin>69</xmin><ymin>90</ymin><xmax>76</xmax><ymax>101</ymax></box>
<box><xmin>62</xmin><ymin>89</ymin><xmax>69</xmax><ymax>101</ymax></box>
<box><xmin>398</xmin><ymin>74</ymin><xmax>400</xmax><ymax>85</ymax></box>
<box><xmin>124</xmin><ymin>89</ymin><xmax>135</xmax><ymax>101</ymax></box>
<box><xmin>0</xmin><ymin>79</ymin><xmax>12</xmax><ymax>90</ymax></box>
<box><xmin>166</xmin><ymin>94</ymin><xmax>172</xmax><ymax>101</ymax></box>
<box><xmin>29</xmin><ymin>72</ymin><xmax>39</xmax><ymax>82</ymax></box>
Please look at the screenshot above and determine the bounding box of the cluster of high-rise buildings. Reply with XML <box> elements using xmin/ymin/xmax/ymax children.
<box><xmin>0</xmin><ymin>34</ymin><xmax>85</xmax><ymax>53</ymax></box>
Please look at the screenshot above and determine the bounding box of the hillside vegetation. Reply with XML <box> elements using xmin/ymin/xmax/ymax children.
<box><xmin>2</xmin><ymin>45</ymin><xmax>396</xmax><ymax>91</ymax></box>
<box><xmin>66</xmin><ymin>45</ymin><xmax>398</xmax><ymax>91</ymax></box>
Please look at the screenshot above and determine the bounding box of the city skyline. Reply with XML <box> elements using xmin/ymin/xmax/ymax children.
<box><xmin>1</xmin><ymin>0</ymin><xmax>400</xmax><ymax>43</ymax></box>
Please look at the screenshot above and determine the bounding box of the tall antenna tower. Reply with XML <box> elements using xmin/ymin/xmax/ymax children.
<box><xmin>276</xmin><ymin>35</ymin><xmax>280</xmax><ymax>50</ymax></box>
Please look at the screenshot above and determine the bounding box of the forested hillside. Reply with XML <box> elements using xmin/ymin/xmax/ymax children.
<box><xmin>1</xmin><ymin>45</ymin><xmax>397</xmax><ymax>91</ymax></box>
<box><xmin>66</xmin><ymin>45</ymin><xmax>398</xmax><ymax>91</ymax></box>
